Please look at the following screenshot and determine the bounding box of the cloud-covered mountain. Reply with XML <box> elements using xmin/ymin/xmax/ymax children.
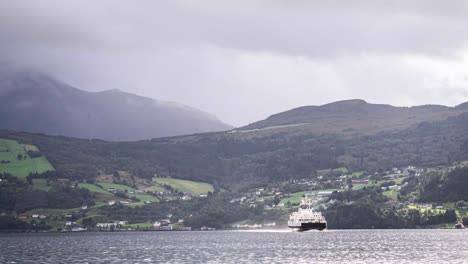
<box><xmin>0</xmin><ymin>69</ymin><xmax>232</xmax><ymax>141</ymax></box>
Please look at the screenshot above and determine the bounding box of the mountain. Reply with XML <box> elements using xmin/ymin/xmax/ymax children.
<box><xmin>1</xmin><ymin>95</ymin><xmax>467</xmax><ymax>189</ymax></box>
<box><xmin>0</xmin><ymin>70</ymin><xmax>232</xmax><ymax>141</ymax></box>
<box><xmin>2</xmin><ymin>100</ymin><xmax>468</xmax><ymax>230</ymax></box>
<box><xmin>2</xmin><ymin>104</ymin><xmax>467</xmax><ymax>189</ymax></box>
<box><xmin>241</xmin><ymin>99</ymin><xmax>468</xmax><ymax>135</ymax></box>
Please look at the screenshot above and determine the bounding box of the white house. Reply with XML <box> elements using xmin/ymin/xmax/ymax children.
<box><xmin>317</xmin><ymin>191</ymin><xmax>333</xmax><ymax>197</ymax></box>
<box><xmin>181</xmin><ymin>195</ymin><xmax>192</xmax><ymax>200</ymax></box>
<box><xmin>96</xmin><ymin>223</ymin><xmax>118</xmax><ymax>229</ymax></box>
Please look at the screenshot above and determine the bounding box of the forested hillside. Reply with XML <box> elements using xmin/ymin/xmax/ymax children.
<box><xmin>1</xmin><ymin>111</ymin><xmax>467</xmax><ymax>190</ymax></box>
<box><xmin>1</xmin><ymin>101</ymin><xmax>468</xmax><ymax>230</ymax></box>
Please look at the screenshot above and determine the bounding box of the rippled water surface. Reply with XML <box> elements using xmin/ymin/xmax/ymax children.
<box><xmin>1</xmin><ymin>230</ymin><xmax>467</xmax><ymax>263</ymax></box>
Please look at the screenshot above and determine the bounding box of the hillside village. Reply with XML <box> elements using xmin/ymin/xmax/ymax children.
<box><xmin>1</xmin><ymin>137</ymin><xmax>467</xmax><ymax>231</ymax></box>
<box><xmin>1</xmin><ymin>168</ymin><xmax>216</xmax><ymax>231</ymax></box>
<box><xmin>221</xmin><ymin>163</ymin><xmax>467</xmax><ymax>230</ymax></box>
<box><xmin>230</xmin><ymin>165</ymin><xmax>419</xmax><ymax>207</ymax></box>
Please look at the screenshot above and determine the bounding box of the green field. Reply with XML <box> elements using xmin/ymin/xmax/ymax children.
<box><xmin>442</xmin><ymin>203</ymin><xmax>468</xmax><ymax>218</ymax></box>
<box><xmin>80</xmin><ymin>182</ymin><xmax>158</xmax><ymax>203</ymax></box>
<box><xmin>352</xmin><ymin>177</ymin><xmax>406</xmax><ymax>192</ymax></box>
<box><xmin>144</xmin><ymin>185</ymin><xmax>166</xmax><ymax>192</ymax></box>
<box><xmin>96</xmin><ymin>182</ymin><xmax>136</xmax><ymax>192</ymax></box>
<box><xmin>153</xmin><ymin>177</ymin><xmax>214</xmax><ymax>195</ymax></box>
<box><xmin>352</xmin><ymin>183</ymin><xmax>372</xmax><ymax>190</ymax></box>
<box><xmin>25</xmin><ymin>207</ymin><xmax>82</xmax><ymax>216</ymax></box>
<box><xmin>123</xmin><ymin>222</ymin><xmax>153</xmax><ymax>229</ymax></box>
<box><xmin>350</xmin><ymin>171</ymin><xmax>366</xmax><ymax>178</ymax></box>
<box><xmin>233</xmin><ymin>123</ymin><xmax>309</xmax><ymax>134</ymax></box>
<box><xmin>90</xmin><ymin>201</ymin><xmax>109</xmax><ymax>208</ymax></box>
<box><xmin>383</xmin><ymin>189</ymin><xmax>399</xmax><ymax>200</ymax></box>
<box><xmin>408</xmin><ymin>204</ymin><xmax>446</xmax><ymax>214</ymax></box>
<box><xmin>280</xmin><ymin>191</ymin><xmax>306</xmax><ymax>204</ymax></box>
<box><xmin>23</xmin><ymin>144</ymin><xmax>39</xmax><ymax>152</ymax></box>
<box><xmin>317</xmin><ymin>167</ymin><xmax>348</xmax><ymax>176</ymax></box>
<box><xmin>0</xmin><ymin>139</ymin><xmax>54</xmax><ymax>178</ymax></box>
<box><xmin>127</xmin><ymin>193</ymin><xmax>159</xmax><ymax>203</ymax></box>
<box><xmin>32</xmin><ymin>179</ymin><xmax>52</xmax><ymax>192</ymax></box>
<box><xmin>393</xmin><ymin>177</ymin><xmax>406</xmax><ymax>184</ymax></box>
<box><xmin>281</xmin><ymin>188</ymin><xmax>342</xmax><ymax>204</ymax></box>
<box><xmin>78</xmin><ymin>183</ymin><xmax>112</xmax><ymax>195</ymax></box>
<box><xmin>24</xmin><ymin>207</ymin><xmax>83</xmax><ymax>230</ymax></box>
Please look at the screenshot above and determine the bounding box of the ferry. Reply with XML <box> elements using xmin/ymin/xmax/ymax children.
<box><xmin>288</xmin><ymin>198</ymin><xmax>327</xmax><ymax>231</ymax></box>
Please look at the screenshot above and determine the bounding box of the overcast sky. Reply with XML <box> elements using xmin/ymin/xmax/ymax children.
<box><xmin>1</xmin><ymin>0</ymin><xmax>468</xmax><ymax>126</ymax></box>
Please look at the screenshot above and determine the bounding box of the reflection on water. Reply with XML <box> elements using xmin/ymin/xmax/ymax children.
<box><xmin>1</xmin><ymin>229</ymin><xmax>467</xmax><ymax>263</ymax></box>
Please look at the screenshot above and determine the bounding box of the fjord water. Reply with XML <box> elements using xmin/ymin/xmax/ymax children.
<box><xmin>1</xmin><ymin>230</ymin><xmax>467</xmax><ymax>263</ymax></box>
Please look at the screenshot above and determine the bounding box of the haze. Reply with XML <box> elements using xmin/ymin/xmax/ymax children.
<box><xmin>1</xmin><ymin>0</ymin><xmax>468</xmax><ymax>126</ymax></box>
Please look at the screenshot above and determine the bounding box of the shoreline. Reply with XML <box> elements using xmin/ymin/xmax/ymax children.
<box><xmin>1</xmin><ymin>226</ymin><xmax>465</xmax><ymax>234</ymax></box>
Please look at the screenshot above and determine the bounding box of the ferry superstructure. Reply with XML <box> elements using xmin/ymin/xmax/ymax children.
<box><xmin>288</xmin><ymin>198</ymin><xmax>327</xmax><ymax>231</ymax></box>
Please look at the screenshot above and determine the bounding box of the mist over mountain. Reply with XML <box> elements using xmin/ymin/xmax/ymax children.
<box><xmin>0</xmin><ymin>69</ymin><xmax>232</xmax><ymax>141</ymax></box>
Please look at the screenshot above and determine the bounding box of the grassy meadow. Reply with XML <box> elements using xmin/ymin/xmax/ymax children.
<box><xmin>0</xmin><ymin>139</ymin><xmax>54</xmax><ymax>178</ymax></box>
<box><xmin>78</xmin><ymin>183</ymin><xmax>113</xmax><ymax>195</ymax></box>
<box><xmin>96</xmin><ymin>182</ymin><xmax>136</xmax><ymax>192</ymax></box>
<box><xmin>32</xmin><ymin>179</ymin><xmax>52</xmax><ymax>192</ymax></box>
<box><xmin>280</xmin><ymin>188</ymin><xmax>342</xmax><ymax>204</ymax></box>
<box><xmin>127</xmin><ymin>193</ymin><xmax>159</xmax><ymax>202</ymax></box>
<box><xmin>153</xmin><ymin>177</ymin><xmax>214</xmax><ymax>195</ymax></box>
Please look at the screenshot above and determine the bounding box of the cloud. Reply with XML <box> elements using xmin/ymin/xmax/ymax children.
<box><xmin>1</xmin><ymin>0</ymin><xmax>468</xmax><ymax>126</ymax></box>
<box><xmin>5</xmin><ymin>0</ymin><xmax>468</xmax><ymax>57</ymax></box>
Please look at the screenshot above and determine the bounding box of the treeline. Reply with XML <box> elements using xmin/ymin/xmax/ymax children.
<box><xmin>0</xmin><ymin>216</ymin><xmax>36</xmax><ymax>231</ymax></box>
<box><xmin>26</xmin><ymin>171</ymin><xmax>58</xmax><ymax>184</ymax></box>
<box><xmin>0</xmin><ymin>173</ymin><xmax>25</xmax><ymax>212</ymax></box>
<box><xmin>0</xmin><ymin>173</ymin><xmax>94</xmax><ymax>213</ymax></box>
<box><xmin>1</xmin><ymin>112</ymin><xmax>467</xmax><ymax>189</ymax></box>
<box><xmin>324</xmin><ymin>187</ymin><xmax>458</xmax><ymax>229</ymax></box>
<box><xmin>419</xmin><ymin>166</ymin><xmax>468</xmax><ymax>202</ymax></box>
<box><xmin>14</xmin><ymin>187</ymin><xmax>95</xmax><ymax>212</ymax></box>
<box><xmin>326</xmin><ymin>202</ymin><xmax>457</xmax><ymax>229</ymax></box>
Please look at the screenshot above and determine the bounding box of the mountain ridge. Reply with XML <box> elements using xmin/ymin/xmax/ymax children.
<box><xmin>0</xmin><ymin>69</ymin><xmax>232</xmax><ymax>141</ymax></box>
<box><xmin>241</xmin><ymin>99</ymin><xmax>468</xmax><ymax>135</ymax></box>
